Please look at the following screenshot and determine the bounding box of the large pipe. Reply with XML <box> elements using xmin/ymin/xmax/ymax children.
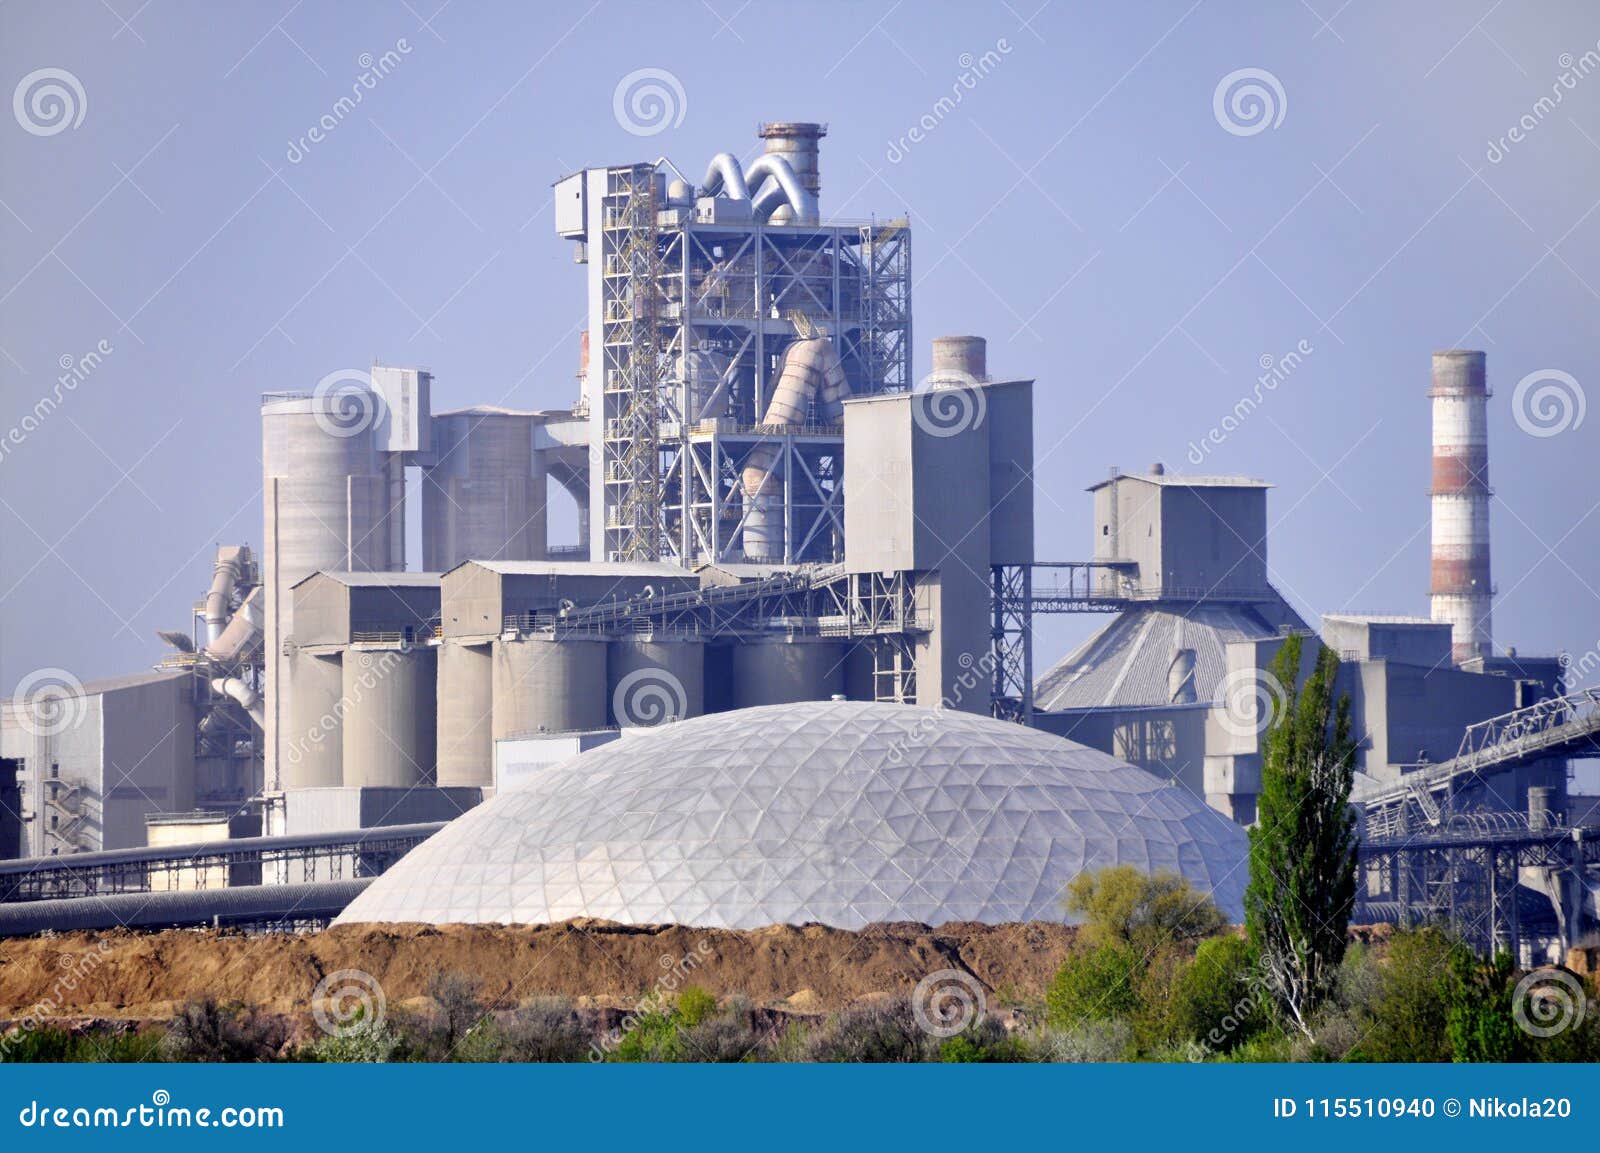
<box><xmin>757</xmin><ymin>122</ymin><xmax>825</xmax><ymax>225</ymax></box>
<box><xmin>1429</xmin><ymin>350</ymin><xmax>1492</xmax><ymax>663</ymax></box>
<box><xmin>205</xmin><ymin>585</ymin><xmax>264</xmax><ymax>663</ymax></box>
<box><xmin>699</xmin><ymin>151</ymin><xmax>818</xmax><ymax>225</ymax></box>
<box><xmin>740</xmin><ymin>337</ymin><xmax>849</xmax><ymax>560</ymax></box>
<box><xmin>212</xmin><ymin>676</ymin><xmax>264</xmax><ymax>728</ymax></box>
<box><xmin>203</xmin><ymin>546</ymin><xmax>248</xmax><ymax>645</ymax></box>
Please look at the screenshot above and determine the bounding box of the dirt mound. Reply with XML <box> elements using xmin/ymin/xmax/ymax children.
<box><xmin>0</xmin><ymin>919</ymin><xmax>1080</xmax><ymax>1023</ymax></box>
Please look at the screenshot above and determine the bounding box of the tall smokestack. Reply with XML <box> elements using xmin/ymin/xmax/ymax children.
<box><xmin>757</xmin><ymin>122</ymin><xmax>824</xmax><ymax>224</ymax></box>
<box><xmin>1429</xmin><ymin>349</ymin><xmax>1492</xmax><ymax>663</ymax></box>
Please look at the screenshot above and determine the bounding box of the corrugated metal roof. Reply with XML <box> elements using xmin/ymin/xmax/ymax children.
<box><xmin>455</xmin><ymin>560</ymin><xmax>694</xmax><ymax>578</ymax></box>
<box><xmin>293</xmin><ymin>571</ymin><xmax>443</xmax><ymax>589</ymax></box>
<box><xmin>1035</xmin><ymin>599</ymin><xmax>1308</xmax><ymax>712</ymax></box>
<box><xmin>1086</xmin><ymin>473</ymin><xmax>1272</xmax><ymax>492</ymax></box>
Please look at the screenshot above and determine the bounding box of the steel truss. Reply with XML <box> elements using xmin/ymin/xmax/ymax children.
<box><xmin>604</xmin><ymin>173</ymin><xmax>910</xmax><ymax>566</ymax></box>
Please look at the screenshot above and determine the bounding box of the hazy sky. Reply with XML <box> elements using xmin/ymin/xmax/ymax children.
<box><xmin>3</xmin><ymin>0</ymin><xmax>1598</xmax><ymax>712</ymax></box>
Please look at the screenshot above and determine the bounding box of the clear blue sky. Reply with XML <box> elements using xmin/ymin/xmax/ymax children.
<box><xmin>2</xmin><ymin>0</ymin><xmax>1598</xmax><ymax>725</ymax></box>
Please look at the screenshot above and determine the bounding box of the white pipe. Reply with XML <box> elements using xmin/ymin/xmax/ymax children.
<box><xmin>699</xmin><ymin>152</ymin><xmax>818</xmax><ymax>224</ymax></box>
<box><xmin>205</xmin><ymin>585</ymin><xmax>264</xmax><ymax>663</ymax></box>
<box><xmin>213</xmin><ymin>676</ymin><xmax>264</xmax><ymax>728</ymax></box>
<box><xmin>203</xmin><ymin>546</ymin><xmax>247</xmax><ymax>645</ymax></box>
<box><xmin>740</xmin><ymin>337</ymin><xmax>849</xmax><ymax>559</ymax></box>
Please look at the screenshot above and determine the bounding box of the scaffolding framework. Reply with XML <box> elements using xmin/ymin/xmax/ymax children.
<box><xmin>592</xmin><ymin>165</ymin><xmax>910</xmax><ymax>566</ymax></box>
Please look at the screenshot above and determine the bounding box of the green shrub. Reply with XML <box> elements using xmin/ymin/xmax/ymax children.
<box><xmin>937</xmin><ymin>1018</ymin><xmax>1025</xmax><ymax>1063</ymax></box>
<box><xmin>1066</xmin><ymin>865</ymin><xmax>1227</xmax><ymax>955</ymax></box>
<box><xmin>801</xmin><ymin>998</ymin><xmax>935</xmax><ymax>1063</ymax></box>
<box><xmin>299</xmin><ymin>1017</ymin><xmax>403</xmax><ymax>1063</ymax></box>
<box><xmin>1024</xmin><ymin>1019</ymin><xmax>1133</xmax><ymax>1063</ymax></box>
<box><xmin>1044</xmin><ymin>942</ymin><xmax>1141</xmax><ymax>1028</ymax></box>
<box><xmin>1171</xmin><ymin>936</ymin><xmax>1265</xmax><ymax>1054</ymax></box>
<box><xmin>1</xmin><ymin>1025</ymin><xmax>166</xmax><ymax>1063</ymax></box>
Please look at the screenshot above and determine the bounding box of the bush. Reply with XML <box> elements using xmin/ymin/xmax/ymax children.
<box><xmin>1170</xmin><ymin>936</ymin><xmax>1266</xmax><ymax>1054</ymax></box>
<box><xmin>802</xmin><ymin>998</ymin><xmax>935</xmax><ymax>1063</ymax></box>
<box><xmin>607</xmin><ymin>986</ymin><xmax>760</xmax><ymax>1062</ymax></box>
<box><xmin>1066</xmin><ymin>865</ymin><xmax>1227</xmax><ymax>955</ymax></box>
<box><xmin>937</xmin><ymin>1018</ymin><xmax>1026</xmax><ymax>1063</ymax></box>
<box><xmin>1044</xmin><ymin>942</ymin><xmax>1141</xmax><ymax>1028</ymax></box>
<box><xmin>424</xmin><ymin>972</ymin><xmax>487</xmax><ymax>1060</ymax></box>
<box><xmin>495</xmin><ymin>998</ymin><xmax>590</xmax><ymax>1063</ymax></box>
<box><xmin>1</xmin><ymin>1025</ymin><xmax>166</xmax><ymax>1063</ymax></box>
<box><xmin>299</xmin><ymin>1017</ymin><xmax>403</xmax><ymax>1063</ymax></box>
<box><xmin>165</xmin><ymin>999</ymin><xmax>288</xmax><ymax>1062</ymax></box>
<box><xmin>1024</xmin><ymin>1019</ymin><xmax>1133</xmax><ymax>1063</ymax></box>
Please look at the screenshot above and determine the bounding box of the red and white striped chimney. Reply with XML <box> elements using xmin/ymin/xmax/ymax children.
<box><xmin>1429</xmin><ymin>350</ymin><xmax>1492</xmax><ymax>663</ymax></box>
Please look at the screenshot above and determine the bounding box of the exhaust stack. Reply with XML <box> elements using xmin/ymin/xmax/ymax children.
<box><xmin>1429</xmin><ymin>349</ymin><xmax>1492</xmax><ymax>663</ymax></box>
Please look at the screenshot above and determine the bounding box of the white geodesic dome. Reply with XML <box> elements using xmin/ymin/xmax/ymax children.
<box><xmin>337</xmin><ymin>700</ymin><xmax>1248</xmax><ymax>929</ymax></box>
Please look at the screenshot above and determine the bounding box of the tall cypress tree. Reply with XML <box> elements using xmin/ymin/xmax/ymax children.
<box><xmin>1245</xmin><ymin>633</ymin><xmax>1359</xmax><ymax>1038</ymax></box>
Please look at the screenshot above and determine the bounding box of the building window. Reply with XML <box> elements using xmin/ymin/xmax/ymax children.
<box><xmin>49</xmin><ymin>762</ymin><xmax>59</xmax><ymax>779</ymax></box>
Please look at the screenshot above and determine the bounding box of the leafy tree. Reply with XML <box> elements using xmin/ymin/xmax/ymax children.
<box><xmin>1065</xmin><ymin>865</ymin><xmax>1227</xmax><ymax>955</ymax></box>
<box><xmin>1445</xmin><ymin>946</ymin><xmax>1519</xmax><ymax>1062</ymax></box>
<box><xmin>1170</xmin><ymin>935</ymin><xmax>1266</xmax><ymax>1054</ymax></box>
<box><xmin>1245</xmin><ymin>634</ymin><xmax>1359</xmax><ymax>1039</ymax></box>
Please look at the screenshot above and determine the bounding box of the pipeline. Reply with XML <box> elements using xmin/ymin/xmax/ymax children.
<box><xmin>740</xmin><ymin>337</ymin><xmax>849</xmax><ymax>560</ymax></box>
<box><xmin>203</xmin><ymin>546</ymin><xmax>249</xmax><ymax>644</ymax></box>
<box><xmin>212</xmin><ymin>675</ymin><xmax>264</xmax><ymax>728</ymax></box>
<box><xmin>699</xmin><ymin>152</ymin><xmax>818</xmax><ymax>225</ymax></box>
<box><xmin>205</xmin><ymin>584</ymin><xmax>264</xmax><ymax>663</ymax></box>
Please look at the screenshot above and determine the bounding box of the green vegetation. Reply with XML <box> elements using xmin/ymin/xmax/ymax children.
<box><xmin>1246</xmin><ymin>635</ymin><xmax>1360</xmax><ymax>1038</ymax></box>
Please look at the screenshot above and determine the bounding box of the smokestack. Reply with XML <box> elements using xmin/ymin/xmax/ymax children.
<box><xmin>1429</xmin><ymin>349</ymin><xmax>1492</xmax><ymax>663</ymax></box>
<box><xmin>757</xmin><ymin>122</ymin><xmax>825</xmax><ymax>224</ymax></box>
<box><xmin>928</xmin><ymin>336</ymin><xmax>987</xmax><ymax>385</ymax></box>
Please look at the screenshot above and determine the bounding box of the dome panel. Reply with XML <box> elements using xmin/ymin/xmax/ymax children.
<box><xmin>337</xmin><ymin>701</ymin><xmax>1249</xmax><ymax>929</ymax></box>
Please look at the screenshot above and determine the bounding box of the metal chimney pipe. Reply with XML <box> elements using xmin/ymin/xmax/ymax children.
<box><xmin>1429</xmin><ymin>349</ymin><xmax>1492</xmax><ymax>663</ymax></box>
<box><xmin>757</xmin><ymin>122</ymin><xmax>825</xmax><ymax>224</ymax></box>
<box><xmin>929</xmin><ymin>335</ymin><xmax>987</xmax><ymax>385</ymax></box>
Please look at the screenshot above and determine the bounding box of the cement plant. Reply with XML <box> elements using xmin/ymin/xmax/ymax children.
<box><xmin>2</xmin><ymin>117</ymin><xmax>1598</xmax><ymax>1064</ymax></box>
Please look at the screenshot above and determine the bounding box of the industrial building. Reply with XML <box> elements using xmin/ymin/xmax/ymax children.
<box><xmin>2</xmin><ymin>121</ymin><xmax>1597</xmax><ymax>959</ymax></box>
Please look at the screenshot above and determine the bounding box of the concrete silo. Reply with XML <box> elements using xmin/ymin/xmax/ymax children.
<box><xmin>422</xmin><ymin>408</ymin><xmax>546</xmax><ymax>571</ymax></box>
<box><xmin>262</xmin><ymin>390</ymin><xmax>405</xmax><ymax>792</ymax></box>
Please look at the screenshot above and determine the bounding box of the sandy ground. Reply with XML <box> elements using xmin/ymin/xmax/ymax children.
<box><xmin>0</xmin><ymin>919</ymin><xmax>1081</xmax><ymax>1022</ymax></box>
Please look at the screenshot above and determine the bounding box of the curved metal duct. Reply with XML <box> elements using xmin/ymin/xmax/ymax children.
<box><xmin>213</xmin><ymin>676</ymin><xmax>264</xmax><ymax>728</ymax></box>
<box><xmin>203</xmin><ymin>546</ymin><xmax>248</xmax><ymax>644</ymax></box>
<box><xmin>205</xmin><ymin>584</ymin><xmax>264</xmax><ymax>663</ymax></box>
<box><xmin>740</xmin><ymin>337</ymin><xmax>849</xmax><ymax>559</ymax></box>
<box><xmin>699</xmin><ymin>152</ymin><xmax>818</xmax><ymax>225</ymax></box>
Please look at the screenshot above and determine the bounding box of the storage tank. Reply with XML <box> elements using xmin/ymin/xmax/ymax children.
<box><xmin>437</xmin><ymin>641</ymin><xmax>493</xmax><ymax>787</ymax></box>
<box><xmin>731</xmin><ymin>637</ymin><xmax>845</xmax><ymax>707</ymax></box>
<box><xmin>421</xmin><ymin>408</ymin><xmax>546</xmax><ymax>571</ymax></box>
<box><xmin>341</xmin><ymin>647</ymin><xmax>437</xmax><ymax>788</ymax></box>
<box><xmin>492</xmin><ymin>635</ymin><xmax>607</xmax><ymax>737</ymax></box>
<box><xmin>607</xmin><ymin>637</ymin><xmax>705</xmax><ymax>726</ymax></box>
<box><xmin>282</xmin><ymin>651</ymin><xmax>344</xmax><ymax>789</ymax></box>
<box><xmin>262</xmin><ymin>390</ymin><xmax>403</xmax><ymax>790</ymax></box>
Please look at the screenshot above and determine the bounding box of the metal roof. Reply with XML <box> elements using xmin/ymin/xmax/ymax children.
<box><xmin>1086</xmin><ymin>473</ymin><xmax>1272</xmax><ymax>492</ymax></box>
<box><xmin>448</xmin><ymin>560</ymin><xmax>695</xmax><ymax>579</ymax></box>
<box><xmin>301</xmin><ymin>571</ymin><xmax>443</xmax><ymax>589</ymax></box>
<box><xmin>1035</xmin><ymin>600</ymin><xmax>1308</xmax><ymax>712</ymax></box>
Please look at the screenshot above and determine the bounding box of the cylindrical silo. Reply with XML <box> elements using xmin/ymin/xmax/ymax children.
<box><xmin>341</xmin><ymin>647</ymin><xmax>437</xmax><ymax>788</ymax></box>
<box><xmin>731</xmin><ymin>637</ymin><xmax>845</xmax><ymax>708</ymax></box>
<box><xmin>607</xmin><ymin>637</ymin><xmax>705</xmax><ymax>726</ymax></box>
<box><xmin>262</xmin><ymin>391</ymin><xmax>402</xmax><ymax>791</ymax></box>
<box><xmin>1428</xmin><ymin>350</ymin><xmax>1492</xmax><ymax>664</ymax></box>
<box><xmin>492</xmin><ymin>635</ymin><xmax>607</xmax><ymax>737</ymax></box>
<box><xmin>421</xmin><ymin>409</ymin><xmax>546</xmax><ymax>571</ymax></box>
<box><xmin>437</xmin><ymin>641</ymin><xmax>494</xmax><ymax>787</ymax></box>
<box><xmin>282</xmin><ymin>651</ymin><xmax>344</xmax><ymax>789</ymax></box>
